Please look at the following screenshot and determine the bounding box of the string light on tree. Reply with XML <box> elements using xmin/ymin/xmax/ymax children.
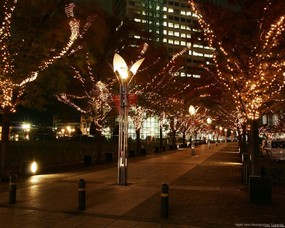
<box><xmin>0</xmin><ymin>2</ymin><xmax>94</xmax><ymax>113</ymax></box>
<box><xmin>0</xmin><ymin>0</ymin><xmax>96</xmax><ymax>174</ymax></box>
<box><xmin>189</xmin><ymin>0</ymin><xmax>285</xmax><ymax>120</ymax></box>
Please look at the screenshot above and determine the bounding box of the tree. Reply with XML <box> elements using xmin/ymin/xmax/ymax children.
<box><xmin>57</xmin><ymin>53</ymin><xmax>113</xmax><ymax>162</ymax></box>
<box><xmin>190</xmin><ymin>0</ymin><xmax>285</xmax><ymax>175</ymax></box>
<box><xmin>0</xmin><ymin>0</ymin><xmax>94</xmax><ymax>176</ymax></box>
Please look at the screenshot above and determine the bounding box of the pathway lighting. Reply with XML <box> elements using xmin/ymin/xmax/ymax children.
<box><xmin>113</xmin><ymin>53</ymin><xmax>144</xmax><ymax>185</ymax></box>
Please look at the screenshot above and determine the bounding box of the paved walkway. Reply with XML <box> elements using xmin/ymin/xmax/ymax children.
<box><xmin>0</xmin><ymin>143</ymin><xmax>284</xmax><ymax>227</ymax></box>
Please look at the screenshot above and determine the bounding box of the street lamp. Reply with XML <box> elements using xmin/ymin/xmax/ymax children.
<box><xmin>219</xmin><ymin>126</ymin><xmax>223</xmax><ymax>143</ymax></box>
<box><xmin>206</xmin><ymin>117</ymin><xmax>212</xmax><ymax>125</ymax></box>
<box><xmin>224</xmin><ymin>128</ymin><xmax>227</xmax><ymax>143</ymax></box>
<box><xmin>113</xmin><ymin>53</ymin><xmax>144</xmax><ymax>185</ymax></box>
<box><xmin>189</xmin><ymin>105</ymin><xmax>196</xmax><ymax>155</ymax></box>
<box><xmin>206</xmin><ymin>117</ymin><xmax>212</xmax><ymax>148</ymax></box>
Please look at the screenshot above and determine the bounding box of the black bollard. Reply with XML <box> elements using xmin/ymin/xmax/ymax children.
<box><xmin>9</xmin><ymin>173</ymin><xmax>17</xmax><ymax>204</ymax></box>
<box><xmin>161</xmin><ymin>183</ymin><xmax>169</xmax><ymax>219</ymax></box>
<box><xmin>78</xmin><ymin>179</ymin><xmax>86</xmax><ymax>210</ymax></box>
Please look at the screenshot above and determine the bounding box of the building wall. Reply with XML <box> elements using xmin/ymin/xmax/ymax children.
<box><xmin>113</xmin><ymin>0</ymin><xmax>213</xmax><ymax>78</ymax></box>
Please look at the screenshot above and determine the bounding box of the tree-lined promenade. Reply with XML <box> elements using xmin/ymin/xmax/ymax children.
<box><xmin>1</xmin><ymin>0</ymin><xmax>285</xmax><ymax>186</ymax></box>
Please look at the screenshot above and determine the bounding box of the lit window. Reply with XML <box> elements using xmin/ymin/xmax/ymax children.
<box><xmin>181</xmin><ymin>33</ymin><xmax>186</xmax><ymax>38</ymax></box>
<box><xmin>193</xmin><ymin>51</ymin><xmax>203</xmax><ymax>57</ymax></box>
<box><xmin>181</xmin><ymin>11</ymin><xmax>186</xmax><ymax>15</ymax></box>
<box><xmin>205</xmin><ymin>54</ymin><xmax>213</xmax><ymax>58</ymax></box>
<box><xmin>181</xmin><ymin>41</ymin><xmax>186</xmax><ymax>46</ymax></box>
<box><xmin>169</xmin><ymin>39</ymin><xmax>173</xmax><ymax>44</ymax></box>
<box><xmin>168</xmin><ymin>8</ymin><xmax>174</xmax><ymax>13</ymax></box>
<box><xmin>174</xmin><ymin>24</ymin><xmax>179</xmax><ymax>28</ymax></box>
<box><xmin>194</xmin><ymin>44</ymin><xmax>203</xmax><ymax>48</ymax></box>
<box><xmin>168</xmin><ymin>23</ymin><xmax>173</xmax><ymax>27</ymax></box>
<box><xmin>134</xmin><ymin>18</ymin><xmax>141</xmax><ymax>22</ymax></box>
<box><xmin>174</xmin><ymin>40</ymin><xmax>179</xmax><ymax>45</ymax></box>
<box><xmin>174</xmin><ymin>32</ymin><xmax>179</xmax><ymax>37</ymax></box>
<box><xmin>163</xmin><ymin>38</ymin><xmax>167</xmax><ymax>43</ymax></box>
<box><xmin>169</xmin><ymin>31</ymin><xmax>173</xmax><ymax>35</ymax></box>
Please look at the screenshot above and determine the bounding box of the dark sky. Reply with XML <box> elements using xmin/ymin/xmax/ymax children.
<box><xmin>99</xmin><ymin>0</ymin><xmax>112</xmax><ymax>15</ymax></box>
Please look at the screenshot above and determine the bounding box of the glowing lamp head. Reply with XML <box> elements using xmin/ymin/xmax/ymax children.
<box><xmin>189</xmin><ymin>105</ymin><xmax>196</xmax><ymax>116</ymax></box>
<box><xmin>113</xmin><ymin>53</ymin><xmax>144</xmax><ymax>80</ymax></box>
<box><xmin>118</xmin><ymin>67</ymin><xmax>129</xmax><ymax>80</ymax></box>
<box><xmin>206</xmin><ymin>117</ymin><xmax>212</xmax><ymax>124</ymax></box>
<box><xmin>113</xmin><ymin>53</ymin><xmax>129</xmax><ymax>80</ymax></box>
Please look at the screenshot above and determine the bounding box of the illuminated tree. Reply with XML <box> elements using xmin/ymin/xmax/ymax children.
<box><xmin>0</xmin><ymin>0</ymin><xmax>94</xmax><ymax>175</ymax></box>
<box><xmin>190</xmin><ymin>0</ymin><xmax>285</xmax><ymax>175</ymax></box>
<box><xmin>57</xmin><ymin>52</ymin><xmax>112</xmax><ymax>162</ymax></box>
<box><xmin>128</xmin><ymin>105</ymin><xmax>150</xmax><ymax>155</ymax></box>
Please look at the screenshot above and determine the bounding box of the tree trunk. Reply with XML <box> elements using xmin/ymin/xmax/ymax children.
<box><xmin>135</xmin><ymin>128</ymin><xmax>141</xmax><ymax>156</ymax></box>
<box><xmin>1</xmin><ymin>107</ymin><xmax>11</xmax><ymax>178</ymax></box>
<box><xmin>250</xmin><ymin>119</ymin><xmax>260</xmax><ymax>176</ymax></box>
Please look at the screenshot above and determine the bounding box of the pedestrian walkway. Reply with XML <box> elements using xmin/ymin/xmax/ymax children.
<box><xmin>0</xmin><ymin>143</ymin><xmax>284</xmax><ymax>227</ymax></box>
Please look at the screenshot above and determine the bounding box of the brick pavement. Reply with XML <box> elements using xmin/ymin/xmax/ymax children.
<box><xmin>0</xmin><ymin>142</ymin><xmax>284</xmax><ymax>227</ymax></box>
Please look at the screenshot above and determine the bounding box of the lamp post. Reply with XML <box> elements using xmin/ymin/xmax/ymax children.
<box><xmin>206</xmin><ymin>117</ymin><xmax>212</xmax><ymax>148</ymax></box>
<box><xmin>189</xmin><ymin>105</ymin><xmax>196</xmax><ymax>155</ymax></box>
<box><xmin>219</xmin><ymin>126</ymin><xmax>223</xmax><ymax>144</ymax></box>
<box><xmin>113</xmin><ymin>53</ymin><xmax>144</xmax><ymax>185</ymax></box>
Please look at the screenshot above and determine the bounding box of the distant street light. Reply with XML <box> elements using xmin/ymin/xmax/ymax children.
<box><xmin>206</xmin><ymin>117</ymin><xmax>212</xmax><ymax>125</ymax></box>
<box><xmin>189</xmin><ymin>105</ymin><xmax>197</xmax><ymax>155</ymax></box>
<box><xmin>113</xmin><ymin>53</ymin><xmax>144</xmax><ymax>185</ymax></box>
<box><xmin>219</xmin><ymin>126</ymin><xmax>223</xmax><ymax>143</ymax></box>
<box><xmin>22</xmin><ymin>123</ymin><xmax>31</xmax><ymax>140</ymax></box>
<box><xmin>206</xmin><ymin>117</ymin><xmax>212</xmax><ymax>148</ymax></box>
<box><xmin>189</xmin><ymin>105</ymin><xmax>196</xmax><ymax>116</ymax></box>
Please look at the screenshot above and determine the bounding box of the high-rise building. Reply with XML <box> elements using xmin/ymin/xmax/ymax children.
<box><xmin>113</xmin><ymin>0</ymin><xmax>214</xmax><ymax>78</ymax></box>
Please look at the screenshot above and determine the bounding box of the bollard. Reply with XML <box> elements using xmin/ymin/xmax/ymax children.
<box><xmin>78</xmin><ymin>179</ymin><xmax>86</xmax><ymax>210</ymax></box>
<box><xmin>161</xmin><ymin>183</ymin><xmax>169</xmax><ymax>219</ymax></box>
<box><xmin>9</xmin><ymin>173</ymin><xmax>17</xmax><ymax>204</ymax></box>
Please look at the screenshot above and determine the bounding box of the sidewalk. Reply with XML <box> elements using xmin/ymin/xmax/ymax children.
<box><xmin>0</xmin><ymin>142</ymin><xmax>284</xmax><ymax>227</ymax></box>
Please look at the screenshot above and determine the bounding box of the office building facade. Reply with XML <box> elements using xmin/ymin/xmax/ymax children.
<box><xmin>113</xmin><ymin>0</ymin><xmax>214</xmax><ymax>78</ymax></box>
